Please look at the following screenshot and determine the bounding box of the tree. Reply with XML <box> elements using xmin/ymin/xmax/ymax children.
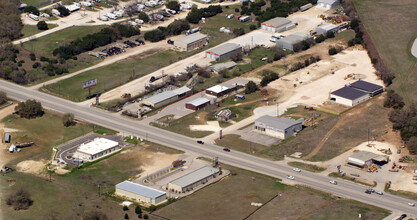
<box><xmin>30</xmin><ymin>53</ymin><xmax>36</xmax><ymax>61</ymax></box>
<box><xmin>14</xmin><ymin>99</ymin><xmax>44</xmax><ymax>119</ymax></box>
<box><xmin>232</xmin><ymin>28</ymin><xmax>245</xmax><ymax>37</ymax></box>
<box><xmin>249</xmin><ymin>24</ymin><xmax>257</xmax><ymax>30</ymax></box>
<box><xmin>83</xmin><ymin>211</ymin><xmax>108</xmax><ymax>220</ymax></box>
<box><xmin>230</xmin><ymin>52</ymin><xmax>242</xmax><ymax>62</ymax></box>
<box><xmin>62</xmin><ymin>113</ymin><xmax>76</xmax><ymax>127</ymax></box>
<box><xmin>350</xmin><ymin>18</ymin><xmax>360</xmax><ymax>32</ymax></box>
<box><xmin>144</xmin><ymin>29</ymin><xmax>165</xmax><ymax>42</ymax></box>
<box><xmin>123</xmin><ymin>205</ymin><xmax>129</xmax><ymax>211</ymax></box>
<box><xmin>57</xmin><ymin>6</ymin><xmax>70</xmax><ymax>17</ymax></box>
<box><xmin>406</xmin><ymin>136</ymin><xmax>417</xmax><ymax>154</ymax></box>
<box><xmin>328</xmin><ymin>47</ymin><xmax>337</xmax><ymax>55</ymax></box>
<box><xmin>166</xmin><ymin>1</ymin><xmax>180</xmax><ymax>11</ymax></box>
<box><xmin>143</xmin><ymin>214</ymin><xmax>149</xmax><ymax>219</ymax></box>
<box><xmin>325</xmin><ymin>31</ymin><xmax>335</xmax><ymax>38</ymax></box>
<box><xmin>384</xmin><ymin>90</ymin><xmax>405</xmax><ymax>109</ymax></box>
<box><xmin>36</xmin><ymin>21</ymin><xmax>48</xmax><ymax>30</ymax></box>
<box><xmin>6</xmin><ymin>188</ymin><xmax>33</xmax><ymax>210</ymax></box>
<box><xmin>24</xmin><ymin>6</ymin><xmax>40</xmax><ymax>15</ymax></box>
<box><xmin>186</xmin><ymin>8</ymin><xmax>202</xmax><ymax>24</ymax></box>
<box><xmin>124</xmin><ymin>213</ymin><xmax>129</xmax><ymax>219</ymax></box>
<box><xmin>135</xmin><ymin>205</ymin><xmax>142</xmax><ymax>214</ymax></box>
<box><xmin>138</xmin><ymin>12</ymin><xmax>149</xmax><ymax>23</ymax></box>
<box><xmin>315</xmin><ymin>34</ymin><xmax>325</xmax><ymax>43</ymax></box>
<box><xmin>0</xmin><ymin>91</ymin><xmax>7</xmax><ymax>105</ymax></box>
<box><xmin>245</xmin><ymin>81</ymin><xmax>257</xmax><ymax>94</ymax></box>
<box><xmin>138</xmin><ymin>214</ymin><xmax>142</xmax><ymax>218</ymax></box>
<box><xmin>301</xmin><ymin>40</ymin><xmax>310</xmax><ymax>50</ymax></box>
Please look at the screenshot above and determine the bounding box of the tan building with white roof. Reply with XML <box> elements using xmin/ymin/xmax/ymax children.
<box><xmin>73</xmin><ymin>137</ymin><xmax>120</xmax><ymax>162</ymax></box>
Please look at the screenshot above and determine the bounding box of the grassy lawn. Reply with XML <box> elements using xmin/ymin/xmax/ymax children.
<box><xmin>22</xmin><ymin>26</ymin><xmax>107</xmax><ymax>57</ymax></box>
<box><xmin>329</xmin><ymin>172</ymin><xmax>377</xmax><ymax>187</ymax></box>
<box><xmin>287</xmin><ymin>161</ymin><xmax>326</xmax><ymax>173</ymax></box>
<box><xmin>151</xmin><ymin>112</ymin><xmax>214</xmax><ymax>138</ymax></box>
<box><xmin>154</xmin><ymin>162</ymin><xmax>390</xmax><ymax>219</ymax></box>
<box><xmin>1</xmin><ymin>110</ymin><xmax>115</xmax><ymax>165</ymax></box>
<box><xmin>352</xmin><ymin>0</ymin><xmax>417</xmax><ymax>104</ymax></box>
<box><xmin>384</xmin><ymin>183</ymin><xmax>417</xmax><ymax>201</ymax></box>
<box><xmin>335</xmin><ymin>29</ymin><xmax>355</xmax><ymax>42</ymax></box>
<box><xmin>20</xmin><ymin>24</ymin><xmax>58</xmax><ymax>38</ymax></box>
<box><xmin>22</xmin><ymin>0</ymin><xmax>48</xmax><ymax>6</ymax></box>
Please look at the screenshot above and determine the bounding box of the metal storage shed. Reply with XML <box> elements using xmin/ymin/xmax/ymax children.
<box><xmin>276</xmin><ymin>33</ymin><xmax>313</xmax><ymax>50</ymax></box>
<box><xmin>254</xmin><ymin>116</ymin><xmax>303</xmax><ymax>139</ymax></box>
<box><xmin>349</xmin><ymin>80</ymin><xmax>384</xmax><ymax>97</ymax></box>
<box><xmin>316</xmin><ymin>23</ymin><xmax>339</xmax><ymax>35</ymax></box>
<box><xmin>174</xmin><ymin>33</ymin><xmax>208</xmax><ymax>51</ymax></box>
<box><xmin>115</xmin><ymin>181</ymin><xmax>167</xmax><ymax>205</ymax></box>
<box><xmin>261</xmin><ymin>17</ymin><xmax>295</xmax><ymax>33</ymax></box>
<box><xmin>168</xmin><ymin>166</ymin><xmax>220</xmax><ymax>193</ymax></box>
<box><xmin>330</xmin><ymin>87</ymin><xmax>370</xmax><ymax>106</ymax></box>
<box><xmin>185</xmin><ymin>98</ymin><xmax>210</xmax><ymax>111</ymax></box>
<box><xmin>205</xmin><ymin>43</ymin><xmax>242</xmax><ymax>61</ymax></box>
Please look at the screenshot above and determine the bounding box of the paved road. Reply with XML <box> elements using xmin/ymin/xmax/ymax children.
<box><xmin>1</xmin><ymin>79</ymin><xmax>416</xmax><ymax>216</ymax></box>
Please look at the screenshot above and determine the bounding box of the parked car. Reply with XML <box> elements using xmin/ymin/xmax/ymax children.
<box><xmin>329</xmin><ymin>180</ymin><xmax>337</xmax><ymax>185</ymax></box>
<box><xmin>286</xmin><ymin>175</ymin><xmax>295</xmax><ymax>180</ymax></box>
<box><xmin>365</xmin><ymin>189</ymin><xmax>372</xmax><ymax>194</ymax></box>
<box><xmin>398</xmin><ymin>214</ymin><xmax>407</xmax><ymax>220</ymax></box>
<box><xmin>223</xmin><ymin>148</ymin><xmax>230</xmax><ymax>152</ymax></box>
<box><xmin>197</xmin><ymin>140</ymin><xmax>204</xmax><ymax>144</ymax></box>
<box><xmin>408</xmin><ymin>202</ymin><xmax>415</xmax><ymax>207</ymax></box>
<box><xmin>293</xmin><ymin>168</ymin><xmax>301</xmax><ymax>172</ymax></box>
<box><xmin>375</xmin><ymin>191</ymin><xmax>383</xmax><ymax>195</ymax></box>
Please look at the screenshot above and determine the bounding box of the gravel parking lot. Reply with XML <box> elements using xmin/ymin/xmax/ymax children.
<box><xmin>233</xmin><ymin>126</ymin><xmax>281</xmax><ymax>146</ymax></box>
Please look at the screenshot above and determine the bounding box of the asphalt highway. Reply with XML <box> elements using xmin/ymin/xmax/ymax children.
<box><xmin>1</xmin><ymin>79</ymin><xmax>416</xmax><ymax>216</ymax></box>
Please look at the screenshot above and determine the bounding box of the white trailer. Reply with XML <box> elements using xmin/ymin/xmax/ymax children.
<box><xmin>28</xmin><ymin>14</ymin><xmax>39</xmax><ymax>21</ymax></box>
<box><xmin>52</xmin><ymin>9</ymin><xmax>61</xmax><ymax>16</ymax></box>
<box><xmin>105</xmin><ymin>12</ymin><xmax>117</xmax><ymax>20</ymax></box>
<box><xmin>99</xmin><ymin>15</ymin><xmax>108</xmax><ymax>21</ymax></box>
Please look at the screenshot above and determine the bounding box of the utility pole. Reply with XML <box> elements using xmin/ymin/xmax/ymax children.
<box><xmin>367</xmin><ymin>125</ymin><xmax>370</xmax><ymax>145</ymax></box>
<box><xmin>276</xmin><ymin>102</ymin><xmax>279</xmax><ymax>116</ymax></box>
<box><xmin>98</xmin><ymin>184</ymin><xmax>101</xmax><ymax>196</ymax></box>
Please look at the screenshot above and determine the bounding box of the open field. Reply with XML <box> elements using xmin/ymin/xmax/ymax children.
<box><xmin>22</xmin><ymin>0</ymin><xmax>48</xmax><ymax>6</ymax></box>
<box><xmin>287</xmin><ymin>161</ymin><xmax>326</xmax><ymax>173</ymax></box>
<box><xmin>22</xmin><ymin>26</ymin><xmax>107</xmax><ymax>56</ymax></box>
<box><xmin>352</xmin><ymin>0</ymin><xmax>417</xmax><ymax>103</ymax></box>
<box><xmin>154</xmin><ymin>163</ymin><xmax>390</xmax><ymax>219</ymax></box>
<box><xmin>21</xmin><ymin>24</ymin><xmax>59</xmax><ymax>39</ymax></box>
<box><xmin>215</xmin><ymin>134</ymin><xmax>269</xmax><ymax>155</ymax></box>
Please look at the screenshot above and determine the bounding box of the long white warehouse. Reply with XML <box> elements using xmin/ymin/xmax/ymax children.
<box><xmin>116</xmin><ymin>181</ymin><xmax>167</xmax><ymax>205</ymax></box>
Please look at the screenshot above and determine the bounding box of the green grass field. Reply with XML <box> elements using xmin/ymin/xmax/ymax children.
<box><xmin>20</xmin><ymin>24</ymin><xmax>58</xmax><ymax>38</ymax></box>
<box><xmin>22</xmin><ymin>26</ymin><xmax>107</xmax><ymax>56</ymax></box>
<box><xmin>215</xmin><ymin>134</ymin><xmax>269</xmax><ymax>155</ymax></box>
<box><xmin>352</xmin><ymin>0</ymin><xmax>417</xmax><ymax>104</ymax></box>
<box><xmin>22</xmin><ymin>0</ymin><xmax>48</xmax><ymax>6</ymax></box>
<box><xmin>155</xmin><ymin>162</ymin><xmax>390</xmax><ymax>219</ymax></box>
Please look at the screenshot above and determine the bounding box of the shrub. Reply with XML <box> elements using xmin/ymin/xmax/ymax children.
<box><xmin>384</xmin><ymin>90</ymin><xmax>404</xmax><ymax>109</ymax></box>
<box><xmin>325</xmin><ymin>31</ymin><xmax>335</xmax><ymax>38</ymax></box>
<box><xmin>57</xmin><ymin>6</ymin><xmax>70</xmax><ymax>17</ymax></box>
<box><xmin>143</xmin><ymin>214</ymin><xmax>149</xmax><ymax>219</ymax></box>
<box><xmin>124</xmin><ymin>213</ymin><xmax>129</xmax><ymax>219</ymax></box>
<box><xmin>235</xmin><ymin>8</ymin><xmax>240</xmax><ymax>12</ymax></box>
<box><xmin>347</xmin><ymin>39</ymin><xmax>355</xmax><ymax>47</ymax></box>
<box><xmin>260</xmin><ymin>70</ymin><xmax>278</xmax><ymax>87</ymax></box>
<box><xmin>166</xmin><ymin>1</ymin><xmax>180</xmax><ymax>11</ymax></box>
<box><xmin>83</xmin><ymin>211</ymin><xmax>108</xmax><ymax>220</ymax></box>
<box><xmin>24</xmin><ymin>6</ymin><xmax>40</xmax><ymax>15</ymax></box>
<box><xmin>14</xmin><ymin>99</ymin><xmax>44</xmax><ymax>119</ymax></box>
<box><xmin>249</xmin><ymin>24</ymin><xmax>257</xmax><ymax>30</ymax></box>
<box><xmin>36</xmin><ymin>21</ymin><xmax>48</xmax><ymax>30</ymax></box>
<box><xmin>138</xmin><ymin>12</ymin><xmax>150</xmax><ymax>23</ymax></box>
<box><xmin>135</xmin><ymin>205</ymin><xmax>142</xmax><ymax>214</ymax></box>
<box><xmin>29</xmin><ymin>53</ymin><xmax>36</xmax><ymax>61</ymax></box>
<box><xmin>245</xmin><ymin>80</ymin><xmax>257</xmax><ymax>94</ymax></box>
<box><xmin>32</xmin><ymin>62</ymin><xmax>41</xmax><ymax>68</ymax></box>
<box><xmin>233</xmin><ymin>28</ymin><xmax>245</xmax><ymax>37</ymax></box>
<box><xmin>0</xmin><ymin>91</ymin><xmax>7</xmax><ymax>105</ymax></box>
<box><xmin>328</xmin><ymin>47</ymin><xmax>337</xmax><ymax>55</ymax></box>
<box><xmin>315</xmin><ymin>34</ymin><xmax>325</xmax><ymax>43</ymax></box>
<box><xmin>40</xmin><ymin>56</ymin><xmax>49</xmax><ymax>62</ymax></box>
<box><xmin>123</xmin><ymin>206</ymin><xmax>129</xmax><ymax>211</ymax></box>
<box><xmin>144</xmin><ymin>29</ymin><xmax>165</xmax><ymax>42</ymax></box>
<box><xmin>6</xmin><ymin>189</ymin><xmax>33</xmax><ymax>210</ymax></box>
<box><xmin>62</xmin><ymin>113</ymin><xmax>76</xmax><ymax>127</ymax></box>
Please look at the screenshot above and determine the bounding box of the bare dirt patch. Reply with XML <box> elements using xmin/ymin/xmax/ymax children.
<box><xmin>138</xmin><ymin>151</ymin><xmax>180</xmax><ymax>175</ymax></box>
<box><xmin>16</xmin><ymin>160</ymin><xmax>47</xmax><ymax>176</ymax></box>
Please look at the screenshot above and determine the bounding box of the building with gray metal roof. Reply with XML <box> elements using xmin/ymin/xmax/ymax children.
<box><xmin>209</xmin><ymin>61</ymin><xmax>237</xmax><ymax>72</ymax></box>
<box><xmin>205</xmin><ymin>43</ymin><xmax>242</xmax><ymax>61</ymax></box>
<box><xmin>330</xmin><ymin>86</ymin><xmax>369</xmax><ymax>107</ymax></box>
<box><xmin>349</xmin><ymin>80</ymin><xmax>383</xmax><ymax>97</ymax></box>
<box><xmin>143</xmin><ymin>87</ymin><xmax>191</xmax><ymax>108</ymax></box>
<box><xmin>174</xmin><ymin>33</ymin><xmax>208</xmax><ymax>51</ymax></box>
<box><xmin>276</xmin><ymin>32</ymin><xmax>313</xmax><ymax>50</ymax></box>
<box><xmin>254</xmin><ymin>116</ymin><xmax>303</xmax><ymax>139</ymax></box>
<box><xmin>317</xmin><ymin>0</ymin><xmax>339</xmax><ymax>10</ymax></box>
<box><xmin>316</xmin><ymin>23</ymin><xmax>339</xmax><ymax>35</ymax></box>
<box><xmin>347</xmin><ymin>151</ymin><xmax>388</xmax><ymax>167</ymax></box>
<box><xmin>261</xmin><ymin>17</ymin><xmax>295</xmax><ymax>33</ymax></box>
<box><xmin>115</xmin><ymin>181</ymin><xmax>167</xmax><ymax>204</ymax></box>
<box><xmin>168</xmin><ymin>166</ymin><xmax>220</xmax><ymax>193</ymax></box>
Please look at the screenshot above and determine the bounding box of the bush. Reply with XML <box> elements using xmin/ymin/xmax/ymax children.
<box><xmin>260</xmin><ymin>70</ymin><xmax>278</xmax><ymax>87</ymax></box>
<box><xmin>40</xmin><ymin>56</ymin><xmax>50</xmax><ymax>62</ymax></box>
<box><xmin>138</xmin><ymin>214</ymin><xmax>142</xmax><ymax>218</ymax></box>
<box><xmin>249</xmin><ymin>24</ymin><xmax>257</xmax><ymax>30</ymax></box>
<box><xmin>14</xmin><ymin>99</ymin><xmax>44</xmax><ymax>119</ymax></box>
<box><xmin>24</xmin><ymin>6</ymin><xmax>40</xmax><ymax>15</ymax></box>
<box><xmin>36</xmin><ymin>21</ymin><xmax>48</xmax><ymax>30</ymax></box>
<box><xmin>315</xmin><ymin>34</ymin><xmax>325</xmax><ymax>43</ymax></box>
<box><xmin>0</xmin><ymin>91</ymin><xmax>7</xmax><ymax>105</ymax></box>
<box><xmin>347</xmin><ymin>39</ymin><xmax>355</xmax><ymax>47</ymax></box>
<box><xmin>138</xmin><ymin>12</ymin><xmax>150</xmax><ymax>23</ymax></box>
<box><xmin>32</xmin><ymin>62</ymin><xmax>41</xmax><ymax>68</ymax></box>
<box><xmin>144</xmin><ymin>29</ymin><xmax>165</xmax><ymax>42</ymax></box>
<box><xmin>6</xmin><ymin>189</ymin><xmax>33</xmax><ymax>210</ymax></box>
<box><xmin>230</xmin><ymin>52</ymin><xmax>243</xmax><ymax>62</ymax></box>
<box><xmin>186</xmin><ymin>5</ymin><xmax>222</xmax><ymax>24</ymax></box>
<box><xmin>123</xmin><ymin>206</ymin><xmax>129</xmax><ymax>211</ymax></box>
<box><xmin>328</xmin><ymin>47</ymin><xmax>337</xmax><ymax>55</ymax></box>
<box><xmin>62</xmin><ymin>113</ymin><xmax>76</xmax><ymax>127</ymax></box>
<box><xmin>301</xmin><ymin>40</ymin><xmax>310</xmax><ymax>50</ymax></box>
<box><xmin>166</xmin><ymin>1</ymin><xmax>180</xmax><ymax>11</ymax></box>
<box><xmin>143</xmin><ymin>214</ymin><xmax>149</xmax><ymax>219</ymax></box>
<box><xmin>83</xmin><ymin>211</ymin><xmax>108</xmax><ymax>220</ymax></box>
<box><xmin>350</xmin><ymin>18</ymin><xmax>360</xmax><ymax>32</ymax></box>
<box><xmin>384</xmin><ymin>90</ymin><xmax>404</xmax><ymax>109</ymax></box>
<box><xmin>135</xmin><ymin>205</ymin><xmax>142</xmax><ymax>214</ymax></box>
<box><xmin>245</xmin><ymin>80</ymin><xmax>257</xmax><ymax>94</ymax></box>
<box><xmin>326</xmin><ymin>31</ymin><xmax>335</xmax><ymax>38</ymax></box>
<box><xmin>233</xmin><ymin>28</ymin><xmax>245</xmax><ymax>37</ymax></box>
<box><xmin>30</xmin><ymin>53</ymin><xmax>36</xmax><ymax>61</ymax></box>
<box><xmin>235</xmin><ymin>8</ymin><xmax>240</xmax><ymax>12</ymax></box>
<box><xmin>124</xmin><ymin>213</ymin><xmax>129</xmax><ymax>219</ymax></box>
<box><xmin>406</xmin><ymin>137</ymin><xmax>417</xmax><ymax>154</ymax></box>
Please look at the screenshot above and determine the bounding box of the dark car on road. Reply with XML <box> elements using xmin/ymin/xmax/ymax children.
<box><xmin>223</xmin><ymin>148</ymin><xmax>230</xmax><ymax>152</ymax></box>
<box><xmin>197</xmin><ymin>140</ymin><xmax>204</xmax><ymax>144</ymax></box>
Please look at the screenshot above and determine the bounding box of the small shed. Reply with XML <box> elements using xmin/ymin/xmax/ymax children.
<box><xmin>186</xmin><ymin>98</ymin><xmax>210</xmax><ymax>111</ymax></box>
<box><xmin>235</xmin><ymin>94</ymin><xmax>245</xmax><ymax>100</ymax></box>
<box><xmin>4</xmin><ymin>132</ymin><xmax>10</xmax><ymax>143</ymax></box>
<box><xmin>316</xmin><ymin>23</ymin><xmax>339</xmax><ymax>35</ymax></box>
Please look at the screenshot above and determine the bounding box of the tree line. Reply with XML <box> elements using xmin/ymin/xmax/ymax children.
<box><xmin>186</xmin><ymin>5</ymin><xmax>223</xmax><ymax>24</ymax></box>
<box><xmin>53</xmin><ymin>24</ymin><xmax>141</xmax><ymax>59</ymax></box>
<box><xmin>144</xmin><ymin>19</ymin><xmax>190</xmax><ymax>42</ymax></box>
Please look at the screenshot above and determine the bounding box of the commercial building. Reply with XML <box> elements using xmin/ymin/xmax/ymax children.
<box><xmin>276</xmin><ymin>32</ymin><xmax>313</xmax><ymax>50</ymax></box>
<box><xmin>316</xmin><ymin>23</ymin><xmax>339</xmax><ymax>35</ymax></box>
<box><xmin>300</xmin><ymin>3</ymin><xmax>313</xmax><ymax>11</ymax></box>
<box><xmin>330</xmin><ymin>86</ymin><xmax>369</xmax><ymax>107</ymax></box>
<box><xmin>261</xmin><ymin>17</ymin><xmax>295</xmax><ymax>33</ymax></box>
<box><xmin>115</xmin><ymin>181</ymin><xmax>167</xmax><ymax>205</ymax></box>
<box><xmin>185</xmin><ymin>97</ymin><xmax>210</xmax><ymax>111</ymax></box>
<box><xmin>143</xmin><ymin>86</ymin><xmax>191</xmax><ymax>108</ymax></box>
<box><xmin>254</xmin><ymin>116</ymin><xmax>304</xmax><ymax>139</ymax></box>
<box><xmin>209</xmin><ymin>61</ymin><xmax>236</xmax><ymax>72</ymax></box>
<box><xmin>64</xmin><ymin>3</ymin><xmax>81</xmax><ymax>12</ymax></box>
<box><xmin>205</xmin><ymin>84</ymin><xmax>235</xmax><ymax>97</ymax></box>
<box><xmin>73</xmin><ymin>137</ymin><xmax>120</xmax><ymax>162</ymax></box>
<box><xmin>317</xmin><ymin>0</ymin><xmax>340</xmax><ymax>10</ymax></box>
<box><xmin>205</xmin><ymin>43</ymin><xmax>242</xmax><ymax>61</ymax></box>
<box><xmin>168</xmin><ymin>166</ymin><xmax>220</xmax><ymax>193</ymax></box>
<box><xmin>4</xmin><ymin>132</ymin><xmax>10</xmax><ymax>143</ymax></box>
<box><xmin>349</xmin><ymin>80</ymin><xmax>384</xmax><ymax>97</ymax></box>
<box><xmin>174</xmin><ymin>33</ymin><xmax>208</xmax><ymax>51</ymax></box>
<box><xmin>347</xmin><ymin>151</ymin><xmax>389</xmax><ymax>168</ymax></box>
